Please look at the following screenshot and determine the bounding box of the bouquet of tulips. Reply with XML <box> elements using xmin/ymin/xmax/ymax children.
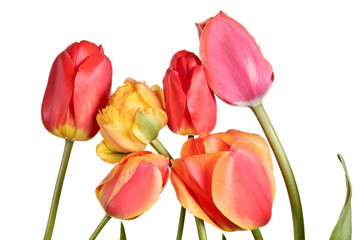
<box><xmin>41</xmin><ymin>11</ymin><xmax>352</xmax><ymax>240</ymax></box>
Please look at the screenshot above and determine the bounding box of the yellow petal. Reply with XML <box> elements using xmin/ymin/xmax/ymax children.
<box><xmin>151</xmin><ymin>84</ymin><xmax>165</xmax><ymax>109</ymax></box>
<box><xmin>96</xmin><ymin>140</ymin><xmax>129</xmax><ymax>164</ymax></box>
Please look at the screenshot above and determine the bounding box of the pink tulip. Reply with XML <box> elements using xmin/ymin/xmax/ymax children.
<box><xmin>170</xmin><ymin>129</ymin><xmax>275</xmax><ymax>231</ymax></box>
<box><xmin>197</xmin><ymin>11</ymin><xmax>274</xmax><ymax>107</ymax></box>
<box><xmin>163</xmin><ymin>50</ymin><xmax>216</xmax><ymax>135</ymax></box>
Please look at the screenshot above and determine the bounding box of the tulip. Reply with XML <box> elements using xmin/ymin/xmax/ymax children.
<box><xmin>163</xmin><ymin>50</ymin><xmax>216</xmax><ymax>135</ymax></box>
<box><xmin>41</xmin><ymin>40</ymin><xmax>112</xmax><ymax>141</ymax></box>
<box><xmin>197</xmin><ymin>11</ymin><xmax>274</xmax><ymax>107</ymax></box>
<box><xmin>96</xmin><ymin>151</ymin><xmax>169</xmax><ymax>219</ymax></box>
<box><xmin>96</xmin><ymin>78</ymin><xmax>167</xmax><ymax>163</ymax></box>
<box><xmin>170</xmin><ymin>129</ymin><xmax>275</xmax><ymax>231</ymax></box>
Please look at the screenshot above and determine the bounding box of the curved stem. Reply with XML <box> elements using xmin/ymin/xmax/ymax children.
<box><xmin>195</xmin><ymin>217</ymin><xmax>208</xmax><ymax>240</ymax></box>
<box><xmin>176</xmin><ymin>206</ymin><xmax>186</xmax><ymax>240</ymax></box>
<box><xmin>44</xmin><ymin>140</ymin><xmax>74</xmax><ymax>240</ymax></box>
<box><xmin>251</xmin><ymin>228</ymin><xmax>263</xmax><ymax>240</ymax></box>
<box><xmin>251</xmin><ymin>102</ymin><xmax>305</xmax><ymax>240</ymax></box>
<box><xmin>89</xmin><ymin>214</ymin><xmax>112</xmax><ymax>240</ymax></box>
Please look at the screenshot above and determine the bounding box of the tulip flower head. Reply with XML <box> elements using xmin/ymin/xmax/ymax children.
<box><xmin>170</xmin><ymin>129</ymin><xmax>275</xmax><ymax>231</ymax></box>
<box><xmin>41</xmin><ymin>40</ymin><xmax>112</xmax><ymax>141</ymax></box>
<box><xmin>163</xmin><ymin>50</ymin><xmax>217</xmax><ymax>135</ymax></box>
<box><xmin>96</xmin><ymin>78</ymin><xmax>167</xmax><ymax>163</ymax></box>
<box><xmin>96</xmin><ymin>151</ymin><xmax>169</xmax><ymax>219</ymax></box>
<box><xmin>197</xmin><ymin>11</ymin><xmax>274</xmax><ymax>107</ymax></box>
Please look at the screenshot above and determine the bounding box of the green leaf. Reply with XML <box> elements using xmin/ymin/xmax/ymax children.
<box><xmin>120</xmin><ymin>221</ymin><xmax>127</xmax><ymax>240</ymax></box>
<box><xmin>329</xmin><ymin>154</ymin><xmax>352</xmax><ymax>240</ymax></box>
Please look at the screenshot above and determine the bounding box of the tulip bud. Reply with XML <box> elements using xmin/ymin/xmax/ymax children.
<box><xmin>163</xmin><ymin>50</ymin><xmax>216</xmax><ymax>135</ymax></box>
<box><xmin>197</xmin><ymin>11</ymin><xmax>274</xmax><ymax>107</ymax></box>
<box><xmin>41</xmin><ymin>40</ymin><xmax>112</xmax><ymax>141</ymax></box>
<box><xmin>171</xmin><ymin>129</ymin><xmax>275</xmax><ymax>231</ymax></box>
<box><xmin>96</xmin><ymin>151</ymin><xmax>169</xmax><ymax>219</ymax></box>
<box><xmin>96</xmin><ymin>78</ymin><xmax>167</xmax><ymax>163</ymax></box>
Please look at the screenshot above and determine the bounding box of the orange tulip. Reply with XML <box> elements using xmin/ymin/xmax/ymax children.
<box><xmin>170</xmin><ymin>129</ymin><xmax>275</xmax><ymax>231</ymax></box>
<box><xmin>163</xmin><ymin>50</ymin><xmax>216</xmax><ymax>135</ymax></box>
<box><xmin>41</xmin><ymin>40</ymin><xmax>112</xmax><ymax>141</ymax></box>
<box><xmin>96</xmin><ymin>151</ymin><xmax>169</xmax><ymax>219</ymax></box>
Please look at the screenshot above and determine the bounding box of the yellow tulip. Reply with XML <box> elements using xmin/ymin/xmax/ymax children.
<box><xmin>96</xmin><ymin>78</ymin><xmax>167</xmax><ymax>163</ymax></box>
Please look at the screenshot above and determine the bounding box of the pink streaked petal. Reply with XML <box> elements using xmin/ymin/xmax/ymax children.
<box><xmin>199</xmin><ymin>11</ymin><xmax>273</xmax><ymax>106</ymax></box>
<box><xmin>212</xmin><ymin>144</ymin><xmax>274</xmax><ymax>230</ymax></box>
<box><xmin>105</xmin><ymin>161</ymin><xmax>163</xmax><ymax>219</ymax></box>
<box><xmin>41</xmin><ymin>51</ymin><xmax>75</xmax><ymax>132</ymax></box>
<box><xmin>187</xmin><ymin>66</ymin><xmax>217</xmax><ymax>135</ymax></box>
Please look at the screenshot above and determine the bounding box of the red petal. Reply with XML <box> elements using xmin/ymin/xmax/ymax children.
<box><xmin>187</xmin><ymin>66</ymin><xmax>217</xmax><ymax>134</ymax></box>
<box><xmin>41</xmin><ymin>51</ymin><xmax>75</xmax><ymax>133</ymax></box>
<box><xmin>163</xmin><ymin>69</ymin><xmax>187</xmax><ymax>134</ymax></box>
<box><xmin>73</xmin><ymin>54</ymin><xmax>112</xmax><ymax>139</ymax></box>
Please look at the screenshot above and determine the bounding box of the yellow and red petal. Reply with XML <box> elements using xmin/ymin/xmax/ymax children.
<box><xmin>41</xmin><ymin>50</ymin><xmax>75</xmax><ymax>137</ymax></box>
<box><xmin>96</xmin><ymin>141</ymin><xmax>128</xmax><ymax>164</ymax></box>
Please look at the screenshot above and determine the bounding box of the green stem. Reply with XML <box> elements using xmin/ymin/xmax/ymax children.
<box><xmin>195</xmin><ymin>217</ymin><xmax>208</xmax><ymax>240</ymax></box>
<box><xmin>251</xmin><ymin>102</ymin><xmax>305</xmax><ymax>240</ymax></box>
<box><xmin>176</xmin><ymin>206</ymin><xmax>186</xmax><ymax>240</ymax></box>
<box><xmin>44</xmin><ymin>139</ymin><xmax>74</xmax><ymax>240</ymax></box>
<box><xmin>150</xmin><ymin>138</ymin><xmax>173</xmax><ymax>159</ymax></box>
<box><xmin>89</xmin><ymin>214</ymin><xmax>112</xmax><ymax>240</ymax></box>
<box><xmin>222</xmin><ymin>234</ymin><xmax>227</xmax><ymax>240</ymax></box>
<box><xmin>251</xmin><ymin>228</ymin><xmax>263</xmax><ymax>240</ymax></box>
<box><xmin>120</xmin><ymin>222</ymin><xmax>127</xmax><ymax>240</ymax></box>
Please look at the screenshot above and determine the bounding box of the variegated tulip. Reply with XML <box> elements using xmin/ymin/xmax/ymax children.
<box><xmin>197</xmin><ymin>11</ymin><xmax>274</xmax><ymax>107</ymax></box>
<box><xmin>41</xmin><ymin>40</ymin><xmax>112</xmax><ymax>141</ymax></box>
<box><xmin>163</xmin><ymin>50</ymin><xmax>216</xmax><ymax>135</ymax></box>
<box><xmin>170</xmin><ymin>129</ymin><xmax>275</xmax><ymax>231</ymax></box>
<box><xmin>96</xmin><ymin>151</ymin><xmax>169</xmax><ymax>219</ymax></box>
<box><xmin>96</xmin><ymin>78</ymin><xmax>167</xmax><ymax>163</ymax></box>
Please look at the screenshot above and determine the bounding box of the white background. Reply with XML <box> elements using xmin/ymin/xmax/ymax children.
<box><xmin>0</xmin><ymin>0</ymin><xmax>359</xmax><ymax>239</ymax></box>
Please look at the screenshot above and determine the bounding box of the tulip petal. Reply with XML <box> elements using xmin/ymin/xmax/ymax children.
<box><xmin>135</xmin><ymin>81</ymin><xmax>164</xmax><ymax>110</ymax></box>
<box><xmin>132</xmin><ymin>108</ymin><xmax>167</xmax><ymax>144</ymax></box>
<box><xmin>212</xmin><ymin>144</ymin><xmax>274</xmax><ymax>230</ymax></box>
<box><xmin>226</xmin><ymin>129</ymin><xmax>273</xmax><ymax>168</ymax></box>
<box><xmin>96</xmin><ymin>141</ymin><xmax>128</xmax><ymax>164</ymax></box>
<box><xmin>172</xmin><ymin>155</ymin><xmax>240</xmax><ymax>231</ymax></box>
<box><xmin>100</xmin><ymin>122</ymin><xmax>146</xmax><ymax>153</ymax></box>
<box><xmin>105</xmin><ymin>161</ymin><xmax>163</xmax><ymax>219</ymax></box>
<box><xmin>199</xmin><ymin>11</ymin><xmax>273</xmax><ymax>106</ymax></box>
<box><xmin>202</xmin><ymin>134</ymin><xmax>231</xmax><ymax>154</ymax></box>
<box><xmin>151</xmin><ymin>84</ymin><xmax>165</xmax><ymax>109</ymax></box>
<box><xmin>73</xmin><ymin>54</ymin><xmax>112</xmax><ymax>140</ymax></box>
<box><xmin>66</xmin><ymin>40</ymin><xmax>103</xmax><ymax>69</ymax></box>
<box><xmin>170</xmin><ymin>169</ymin><xmax>217</xmax><ymax>227</ymax></box>
<box><xmin>187</xmin><ymin>66</ymin><xmax>217</xmax><ymax>134</ymax></box>
<box><xmin>163</xmin><ymin>69</ymin><xmax>187</xmax><ymax>134</ymax></box>
<box><xmin>41</xmin><ymin>51</ymin><xmax>75</xmax><ymax>136</ymax></box>
<box><xmin>180</xmin><ymin>137</ymin><xmax>204</xmax><ymax>158</ymax></box>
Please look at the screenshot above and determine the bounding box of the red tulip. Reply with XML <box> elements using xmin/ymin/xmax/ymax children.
<box><xmin>96</xmin><ymin>151</ymin><xmax>169</xmax><ymax>219</ymax></box>
<box><xmin>163</xmin><ymin>50</ymin><xmax>216</xmax><ymax>135</ymax></box>
<box><xmin>170</xmin><ymin>129</ymin><xmax>275</xmax><ymax>231</ymax></box>
<box><xmin>197</xmin><ymin>11</ymin><xmax>274</xmax><ymax>107</ymax></box>
<box><xmin>41</xmin><ymin>40</ymin><xmax>112</xmax><ymax>141</ymax></box>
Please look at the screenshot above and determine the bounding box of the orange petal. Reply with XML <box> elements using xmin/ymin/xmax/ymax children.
<box><xmin>212</xmin><ymin>144</ymin><xmax>275</xmax><ymax>230</ymax></box>
<box><xmin>170</xmin><ymin>170</ymin><xmax>218</xmax><ymax>228</ymax></box>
